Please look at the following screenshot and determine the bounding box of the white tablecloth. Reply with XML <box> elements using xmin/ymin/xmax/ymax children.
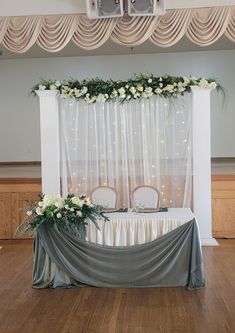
<box><xmin>86</xmin><ymin>208</ymin><xmax>195</xmax><ymax>246</ymax></box>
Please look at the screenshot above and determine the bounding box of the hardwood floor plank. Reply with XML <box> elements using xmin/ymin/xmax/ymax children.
<box><xmin>0</xmin><ymin>240</ymin><xmax>234</xmax><ymax>333</ymax></box>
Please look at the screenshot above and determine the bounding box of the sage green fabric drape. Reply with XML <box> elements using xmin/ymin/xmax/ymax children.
<box><xmin>33</xmin><ymin>219</ymin><xmax>205</xmax><ymax>290</ymax></box>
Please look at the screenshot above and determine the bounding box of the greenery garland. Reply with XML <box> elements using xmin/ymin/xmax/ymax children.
<box><xmin>32</xmin><ymin>73</ymin><xmax>221</xmax><ymax>103</ymax></box>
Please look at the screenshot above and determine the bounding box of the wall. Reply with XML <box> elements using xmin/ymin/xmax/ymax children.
<box><xmin>0</xmin><ymin>48</ymin><xmax>235</xmax><ymax>161</ymax></box>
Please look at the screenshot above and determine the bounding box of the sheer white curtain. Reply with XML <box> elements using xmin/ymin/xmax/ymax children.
<box><xmin>60</xmin><ymin>95</ymin><xmax>192</xmax><ymax>208</ymax></box>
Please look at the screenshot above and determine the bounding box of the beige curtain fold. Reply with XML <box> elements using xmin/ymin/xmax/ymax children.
<box><xmin>150</xmin><ymin>9</ymin><xmax>192</xmax><ymax>47</ymax></box>
<box><xmin>1</xmin><ymin>6</ymin><xmax>235</xmax><ymax>53</ymax></box>
<box><xmin>37</xmin><ymin>15</ymin><xmax>77</xmax><ymax>52</ymax></box>
<box><xmin>186</xmin><ymin>6</ymin><xmax>231</xmax><ymax>46</ymax></box>
<box><xmin>111</xmin><ymin>15</ymin><xmax>160</xmax><ymax>46</ymax></box>
<box><xmin>72</xmin><ymin>15</ymin><xmax>116</xmax><ymax>50</ymax></box>
<box><xmin>225</xmin><ymin>7</ymin><xmax>235</xmax><ymax>41</ymax></box>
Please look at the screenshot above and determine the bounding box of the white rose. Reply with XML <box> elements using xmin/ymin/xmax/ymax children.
<box><xmin>56</xmin><ymin>213</ymin><xmax>62</xmax><ymax>219</ymax></box>
<box><xmin>208</xmin><ymin>82</ymin><xmax>217</xmax><ymax>90</ymax></box>
<box><xmin>65</xmin><ymin>205</ymin><xmax>69</xmax><ymax>210</ymax></box>
<box><xmin>129</xmin><ymin>86</ymin><xmax>136</xmax><ymax>94</ymax></box>
<box><xmin>148</xmin><ymin>78</ymin><xmax>152</xmax><ymax>83</ymax></box>
<box><xmin>36</xmin><ymin>207</ymin><xmax>43</xmax><ymax>216</ymax></box>
<box><xmin>49</xmin><ymin>84</ymin><xmax>57</xmax><ymax>90</ymax></box>
<box><xmin>199</xmin><ymin>79</ymin><xmax>209</xmax><ymax>88</ymax></box>
<box><xmin>26</xmin><ymin>210</ymin><xmax>33</xmax><ymax>216</ymax></box>
<box><xmin>96</xmin><ymin>93</ymin><xmax>106</xmax><ymax>102</ymax></box>
<box><xmin>118</xmin><ymin>87</ymin><xmax>126</xmax><ymax>95</ymax></box>
<box><xmin>183</xmin><ymin>77</ymin><xmax>190</xmax><ymax>85</ymax></box>
<box><xmin>55</xmin><ymin>198</ymin><xmax>65</xmax><ymax>209</ymax></box>
<box><xmin>111</xmin><ymin>89</ymin><xmax>118</xmax><ymax>98</ymax></box>
<box><xmin>70</xmin><ymin>208</ymin><xmax>75</xmax><ymax>212</ymax></box>
<box><xmin>76</xmin><ymin>211</ymin><xmax>82</xmax><ymax>217</ymax></box>
<box><xmin>62</xmin><ymin>85</ymin><xmax>69</xmax><ymax>91</ymax></box>
<box><xmin>155</xmin><ymin>88</ymin><xmax>162</xmax><ymax>94</ymax></box>
<box><xmin>39</xmin><ymin>85</ymin><xmax>46</xmax><ymax>90</ymax></box>
<box><xmin>159</xmin><ymin>83</ymin><xmax>163</xmax><ymax>88</ymax></box>
<box><xmin>136</xmin><ymin>85</ymin><xmax>144</xmax><ymax>92</ymax></box>
<box><xmin>81</xmin><ymin>86</ymin><xmax>88</xmax><ymax>94</ymax></box>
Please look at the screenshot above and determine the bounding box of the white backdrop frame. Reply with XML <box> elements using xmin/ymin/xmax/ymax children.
<box><xmin>36</xmin><ymin>89</ymin><xmax>218</xmax><ymax>246</ymax></box>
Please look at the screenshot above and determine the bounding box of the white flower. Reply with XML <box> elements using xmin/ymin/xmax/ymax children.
<box><xmin>62</xmin><ymin>85</ymin><xmax>69</xmax><ymax>91</ymax></box>
<box><xmin>155</xmin><ymin>88</ymin><xmax>162</xmax><ymax>94</ymax></box>
<box><xmin>199</xmin><ymin>79</ymin><xmax>209</xmax><ymax>88</ymax></box>
<box><xmin>56</xmin><ymin>213</ymin><xmax>62</xmax><ymax>219</ymax></box>
<box><xmin>148</xmin><ymin>78</ymin><xmax>152</xmax><ymax>83</ymax></box>
<box><xmin>159</xmin><ymin>83</ymin><xmax>163</xmax><ymax>88</ymax></box>
<box><xmin>76</xmin><ymin>211</ymin><xmax>82</xmax><ymax>217</ymax></box>
<box><xmin>49</xmin><ymin>84</ymin><xmax>57</xmax><ymax>90</ymax></box>
<box><xmin>39</xmin><ymin>84</ymin><xmax>46</xmax><ymax>90</ymax></box>
<box><xmin>129</xmin><ymin>86</ymin><xmax>136</xmax><ymax>94</ymax></box>
<box><xmin>136</xmin><ymin>85</ymin><xmax>144</xmax><ymax>92</ymax></box>
<box><xmin>74</xmin><ymin>88</ymin><xmax>82</xmax><ymax>98</ymax></box>
<box><xmin>178</xmin><ymin>87</ymin><xmax>186</xmax><ymax>93</ymax></box>
<box><xmin>118</xmin><ymin>87</ymin><xmax>126</xmax><ymax>95</ymax></box>
<box><xmin>68</xmin><ymin>88</ymin><xmax>74</xmax><ymax>96</ymax></box>
<box><xmin>38</xmin><ymin>201</ymin><xmax>43</xmax><ymax>207</ymax></box>
<box><xmin>85</xmin><ymin>197</ymin><xmax>91</xmax><ymax>206</ymax></box>
<box><xmin>65</xmin><ymin>204</ymin><xmax>69</xmax><ymax>210</ymax></box>
<box><xmin>208</xmin><ymin>82</ymin><xmax>217</xmax><ymax>90</ymax></box>
<box><xmin>145</xmin><ymin>86</ymin><xmax>153</xmax><ymax>94</ymax></box>
<box><xmin>70</xmin><ymin>208</ymin><xmax>75</xmax><ymax>212</ymax></box>
<box><xmin>42</xmin><ymin>195</ymin><xmax>57</xmax><ymax>209</ymax></box>
<box><xmin>81</xmin><ymin>86</ymin><xmax>88</xmax><ymax>94</ymax></box>
<box><xmin>111</xmin><ymin>89</ymin><xmax>118</xmax><ymax>98</ymax></box>
<box><xmin>55</xmin><ymin>198</ymin><xmax>65</xmax><ymax>209</ymax></box>
<box><xmin>26</xmin><ymin>210</ymin><xmax>33</xmax><ymax>216</ymax></box>
<box><xmin>190</xmin><ymin>76</ymin><xmax>198</xmax><ymax>82</ymax></box>
<box><xmin>159</xmin><ymin>77</ymin><xmax>163</xmax><ymax>82</ymax></box>
<box><xmin>71</xmin><ymin>196</ymin><xmax>84</xmax><ymax>207</ymax></box>
<box><xmin>55</xmin><ymin>81</ymin><xmax>61</xmax><ymax>87</ymax></box>
<box><xmin>183</xmin><ymin>77</ymin><xmax>190</xmax><ymax>85</ymax></box>
<box><xmin>164</xmin><ymin>84</ymin><xmax>174</xmax><ymax>93</ymax></box>
<box><xmin>125</xmin><ymin>85</ymin><xmax>129</xmax><ymax>89</ymax></box>
<box><xmin>96</xmin><ymin>93</ymin><xmax>106</xmax><ymax>102</ymax></box>
<box><xmin>36</xmin><ymin>207</ymin><xmax>43</xmax><ymax>216</ymax></box>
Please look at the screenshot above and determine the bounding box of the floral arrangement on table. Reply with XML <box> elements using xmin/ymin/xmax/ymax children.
<box><xmin>17</xmin><ymin>194</ymin><xmax>108</xmax><ymax>238</ymax></box>
<box><xmin>31</xmin><ymin>73</ymin><xmax>221</xmax><ymax>104</ymax></box>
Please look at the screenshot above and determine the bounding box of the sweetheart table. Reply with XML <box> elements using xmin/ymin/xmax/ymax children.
<box><xmin>32</xmin><ymin>208</ymin><xmax>205</xmax><ymax>290</ymax></box>
<box><xmin>86</xmin><ymin>208</ymin><xmax>195</xmax><ymax>246</ymax></box>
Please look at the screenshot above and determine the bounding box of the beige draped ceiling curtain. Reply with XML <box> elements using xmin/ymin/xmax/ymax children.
<box><xmin>1</xmin><ymin>6</ymin><xmax>235</xmax><ymax>53</ymax></box>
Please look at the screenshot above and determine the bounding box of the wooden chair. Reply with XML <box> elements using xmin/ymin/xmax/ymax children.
<box><xmin>132</xmin><ymin>185</ymin><xmax>160</xmax><ymax>209</ymax></box>
<box><xmin>91</xmin><ymin>186</ymin><xmax>117</xmax><ymax>209</ymax></box>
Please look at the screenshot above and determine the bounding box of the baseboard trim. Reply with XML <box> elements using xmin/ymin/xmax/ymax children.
<box><xmin>201</xmin><ymin>238</ymin><xmax>219</xmax><ymax>246</ymax></box>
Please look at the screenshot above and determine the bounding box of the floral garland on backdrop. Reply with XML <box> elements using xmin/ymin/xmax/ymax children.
<box><xmin>32</xmin><ymin>74</ymin><xmax>220</xmax><ymax>104</ymax></box>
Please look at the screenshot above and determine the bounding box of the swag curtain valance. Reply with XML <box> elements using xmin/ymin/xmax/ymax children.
<box><xmin>1</xmin><ymin>6</ymin><xmax>235</xmax><ymax>53</ymax></box>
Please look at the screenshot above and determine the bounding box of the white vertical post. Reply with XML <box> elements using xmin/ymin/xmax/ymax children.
<box><xmin>36</xmin><ymin>90</ymin><xmax>61</xmax><ymax>196</ymax></box>
<box><xmin>191</xmin><ymin>87</ymin><xmax>218</xmax><ymax>246</ymax></box>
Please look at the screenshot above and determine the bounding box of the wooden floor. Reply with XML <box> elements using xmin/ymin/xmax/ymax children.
<box><xmin>0</xmin><ymin>240</ymin><xmax>234</xmax><ymax>333</ymax></box>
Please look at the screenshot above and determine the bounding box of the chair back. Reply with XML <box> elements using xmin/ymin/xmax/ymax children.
<box><xmin>132</xmin><ymin>185</ymin><xmax>159</xmax><ymax>209</ymax></box>
<box><xmin>91</xmin><ymin>186</ymin><xmax>117</xmax><ymax>209</ymax></box>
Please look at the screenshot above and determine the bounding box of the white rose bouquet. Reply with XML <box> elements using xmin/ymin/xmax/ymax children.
<box><xmin>17</xmin><ymin>193</ymin><xmax>108</xmax><ymax>238</ymax></box>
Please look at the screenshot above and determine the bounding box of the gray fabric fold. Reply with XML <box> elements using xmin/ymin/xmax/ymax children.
<box><xmin>32</xmin><ymin>218</ymin><xmax>205</xmax><ymax>290</ymax></box>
